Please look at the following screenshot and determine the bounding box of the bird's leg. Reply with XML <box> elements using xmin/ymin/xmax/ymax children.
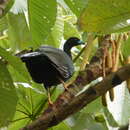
<box><xmin>59</xmin><ymin>78</ymin><xmax>69</xmax><ymax>91</ymax></box>
<box><xmin>46</xmin><ymin>87</ymin><xmax>53</xmax><ymax>105</ymax></box>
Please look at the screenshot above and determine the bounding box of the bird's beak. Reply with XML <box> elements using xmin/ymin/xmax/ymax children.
<box><xmin>78</xmin><ymin>40</ymin><xmax>85</xmax><ymax>45</ymax></box>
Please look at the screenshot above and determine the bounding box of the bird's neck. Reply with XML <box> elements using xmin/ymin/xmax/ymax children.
<box><xmin>63</xmin><ymin>43</ymin><xmax>72</xmax><ymax>59</ymax></box>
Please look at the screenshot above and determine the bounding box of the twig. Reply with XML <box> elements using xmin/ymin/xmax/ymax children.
<box><xmin>80</xmin><ymin>33</ymin><xmax>95</xmax><ymax>70</ymax></box>
<box><xmin>0</xmin><ymin>34</ymin><xmax>8</xmax><ymax>40</ymax></box>
<box><xmin>113</xmin><ymin>34</ymin><xmax>122</xmax><ymax>71</ymax></box>
<box><xmin>73</xmin><ymin>46</ymin><xmax>85</xmax><ymax>63</ymax></box>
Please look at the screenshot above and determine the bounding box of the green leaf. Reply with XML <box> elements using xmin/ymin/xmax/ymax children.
<box><xmin>28</xmin><ymin>0</ymin><xmax>57</xmax><ymax>47</ymax></box>
<box><xmin>64</xmin><ymin>0</ymin><xmax>87</xmax><ymax>17</ymax></box>
<box><xmin>0</xmin><ymin>39</ymin><xmax>10</xmax><ymax>49</ymax></box>
<box><xmin>9</xmin><ymin>82</ymin><xmax>49</xmax><ymax>130</ymax></box>
<box><xmin>51</xmin><ymin>122</ymin><xmax>71</xmax><ymax>130</ymax></box>
<box><xmin>9</xmin><ymin>117</ymin><xmax>30</xmax><ymax>130</ymax></box>
<box><xmin>8</xmin><ymin>12</ymin><xmax>32</xmax><ymax>50</ymax></box>
<box><xmin>0</xmin><ymin>46</ymin><xmax>31</xmax><ymax>82</ymax></box>
<box><xmin>103</xmin><ymin>107</ymin><xmax>118</xmax><ymax>127</ymax></box>
<box><xmin>71</xmin><ymin>113</ymin><xmax>108</xmax><ymax>130</ymax></box>
<box><xmin>83</xmin><ymin>97</ymin><xmax>102</xmax><ymax>113</ymax></box>
<box><xmin>0</xmin><ymin>61</ymin><xmax>18</xmax><ymax>127</ymax></box>
<box><xmin>8</xmin><ymin>108</ymin><xmax>30</xmax><ymax>130</ymax></box>
<box><xmin>17</xmin><ymin>85</ymin><xmax>46</xmax><ymax>118</ymax></box>
<box><xmin>78</xmin><ymin>0</ymin><xmax>130</xmax><ymax>33</ymax></box>
<box><xmin>44</xmin><ymin>6</ymin><xmax>64</xmax><ymax>47</ymax></box>
<box><xmin>0</xmin><ymin>16</ymin><xmax>8</xmax><ymax>32</ymax></box>
<box><xmin>64</xmin><ymin>21</ymin><xmax>81</xmax><ymax>39</ymax></box>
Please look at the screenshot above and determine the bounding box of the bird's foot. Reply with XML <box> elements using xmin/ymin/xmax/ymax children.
<box><xmin>48</xmin><ymin>99</ymin><xmax>53</xmax><ymax>106</ymax></box>
<box><xmin>63</xmin><ymin>84</ymin><xmax>69</xmax><ymax>91</ymax></box>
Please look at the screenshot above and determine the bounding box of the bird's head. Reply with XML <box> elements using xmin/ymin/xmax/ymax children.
<box><xmin>63</xmin><ymin>37</ymin><xmax>84</xmax><ymax>58</ymax></box>
<box><xmin>65</xmin><ymin>37</ymin><xmax>85</xmax><ymax>47</ymax></box>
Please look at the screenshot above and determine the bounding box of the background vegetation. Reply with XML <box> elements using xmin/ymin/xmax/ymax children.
<box><xmin>0</xmin><ymin>0</ymin><xmax>130</xmax><ymax>129</ymax></box>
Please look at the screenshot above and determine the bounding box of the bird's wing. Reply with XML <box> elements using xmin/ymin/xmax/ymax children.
<box><xmin>18</xmin><ymin>51</ymin><xmax>42</xmax><ymax>62</ymax></box>
<box><xmin>50</xmin><ymin>62</ymin><xmax>71</xmax><ymax>79</ymax></box>
<box><xmin>21</xmin><ymin>46</ymin><xmax>74</xmax><ymax>80</ymax></box>
<box><xmin>38</xmin><ymin>46</ymin><xmax>74</xmax><ymax>77</ymax></box>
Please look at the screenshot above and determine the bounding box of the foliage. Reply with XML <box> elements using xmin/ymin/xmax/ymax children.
<box><xmin>78</xmin><ymin>0</ymin><xmax>130</xmax><ymax>33</ymax></box>
<box><xmin>0</xmin><ymin>0</ymin><xmax>130</xmax><ymax>129</ymax></box>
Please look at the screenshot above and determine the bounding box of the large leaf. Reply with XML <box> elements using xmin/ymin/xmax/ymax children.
<box><xmin>71</xmin><ymin>113</ymin><xmax>108</xmax><ymax>130</ymax></box>
<box><xmin>0</xmin><ymin>39</ymin><xmax>10</xmax><ymax>49</ymax></box>
<box><xmin>44</xmin><ymin>6</ymin><xmax>64</xmax><ymax>47</ymax></box>
<box><xmin>8</xmin><ymin>115</ymin><xmax>30</xmax><ymax>130</ymax></box>
<box><xmin>8</xmin><ymin>13</ymin><xmax>32</xmax><ymax>50</ymax></box>
<box><xmin>9</xmin><ymin>84</ymin><xmax>45</xmax><ymax>130</ymax></box>
<box><xmin>0</xmin><ymin>46</ymin><xmax>31</xmax><ymax>82</ymax></box>
<box><xmin>78</xmin><ymin>0</ymin><xmax>130</xmax><ymax>33</ymax></box>
<box><xmin>0</xmin><ymin>61</ymin><xmax>18</xmax><ymax>126</ymax></box>
<box><xmin>28</xmin><ymin>0</ymin><xmax>57</xmax><ymax>46</ymax></box>
<box><xmin>103</xmin><ymin>107</ymin><xmax>118</xmax><ymax>127</ymax></box>
<box><xmin>83</xmin><ymin>97</ymin><xmax>102</xmax><ymax>113</ymax></box>
<box><xmin>9</xmin><ymin>83</ymin><xmax>62</xmax><ymax>129</ymax></box>
<box><xmin>0</xmin><ymin>16</ymin><xmax>8</xmax><ymax>32</ymax></box>
<box><xmin>10</xmin><ymin>0</ymin><xmax>27</xmax><ymax>14</ymax></box>
<box><xmin>64</xmin><ymin>0</ymin><xmax>87</xmax><ymax>17</ymax></box>
<box><xmin>64</xmin><ymin>21</ymin><xmax>81</xmax><ymax>39</ymax></box>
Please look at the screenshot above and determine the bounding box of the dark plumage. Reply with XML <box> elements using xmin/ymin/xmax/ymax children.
<box><xmin>18</xmin><ymin>37</ymin><xmax>84</xmax><ymax>104</ymax></box>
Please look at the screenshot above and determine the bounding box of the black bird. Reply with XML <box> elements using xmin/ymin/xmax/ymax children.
<box><xmin>18</xmin><ymin>37</ymin><xmax>84</xmax><ymax>104</ymax></box>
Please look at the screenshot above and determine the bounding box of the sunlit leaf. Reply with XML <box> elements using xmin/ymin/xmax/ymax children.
<box><xmin>44</xmin><ymin>6</ymin><xmax>64</xmax><ymax>47</ymax></box>
<box><xmin>9</xmin><ymin>84</ymin><xmax>45</xmax><ymax>130</ymax></box>
<box><xmin>103</xmin><ymin>107</ymin><xmax>118</xmax><ymax>127</ymax></box>
<box><xmin>64</xmin><ymin>0</ymin><xmax>87</xmax><ymax>17</ymax></box>
<box><xmin>0</xmin><ymin>16</ymin><xmax>8</xmax><ymax>32</ymax></box>
<box><xmin>51</xmin><ymin>122</ymin><xmax>71</xmax><ymax>130</ymax></box>
<box><xmin>64</xmin><ymin>21</ymin><xmax>81</xmax><ymax>39</ymax></box>
<box><xmin>8</xmin><ymin>12</ymin><xmax>32</xmax><ymax>50</ymax></box>
<box><xmin>8</xmin><ymin>110</ymin><xmax>30</xmax><ymax>130</ymax></box>
<box><xmin>28</xmin><ymin>0</ymin><xmax>57</xmax><ymax>47</ymax></box>
<box><xmin>83</xmin><ymin>98</ymin><xmax>102</xmax><ymax>113</ymax></box>
<box><xmin>0</xmin><ymin>39</ymin><xmax>10</xmax><ymax>49</ymax></box>
<box><xmin>71</xmin><ymin>113</ymin><xmax>108</xmax><ymax>130</ymax></box>
<box><xmin>78</xmin><ymin>0</ymin><xmax>130</xmax><ymax>33</ymax></box>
